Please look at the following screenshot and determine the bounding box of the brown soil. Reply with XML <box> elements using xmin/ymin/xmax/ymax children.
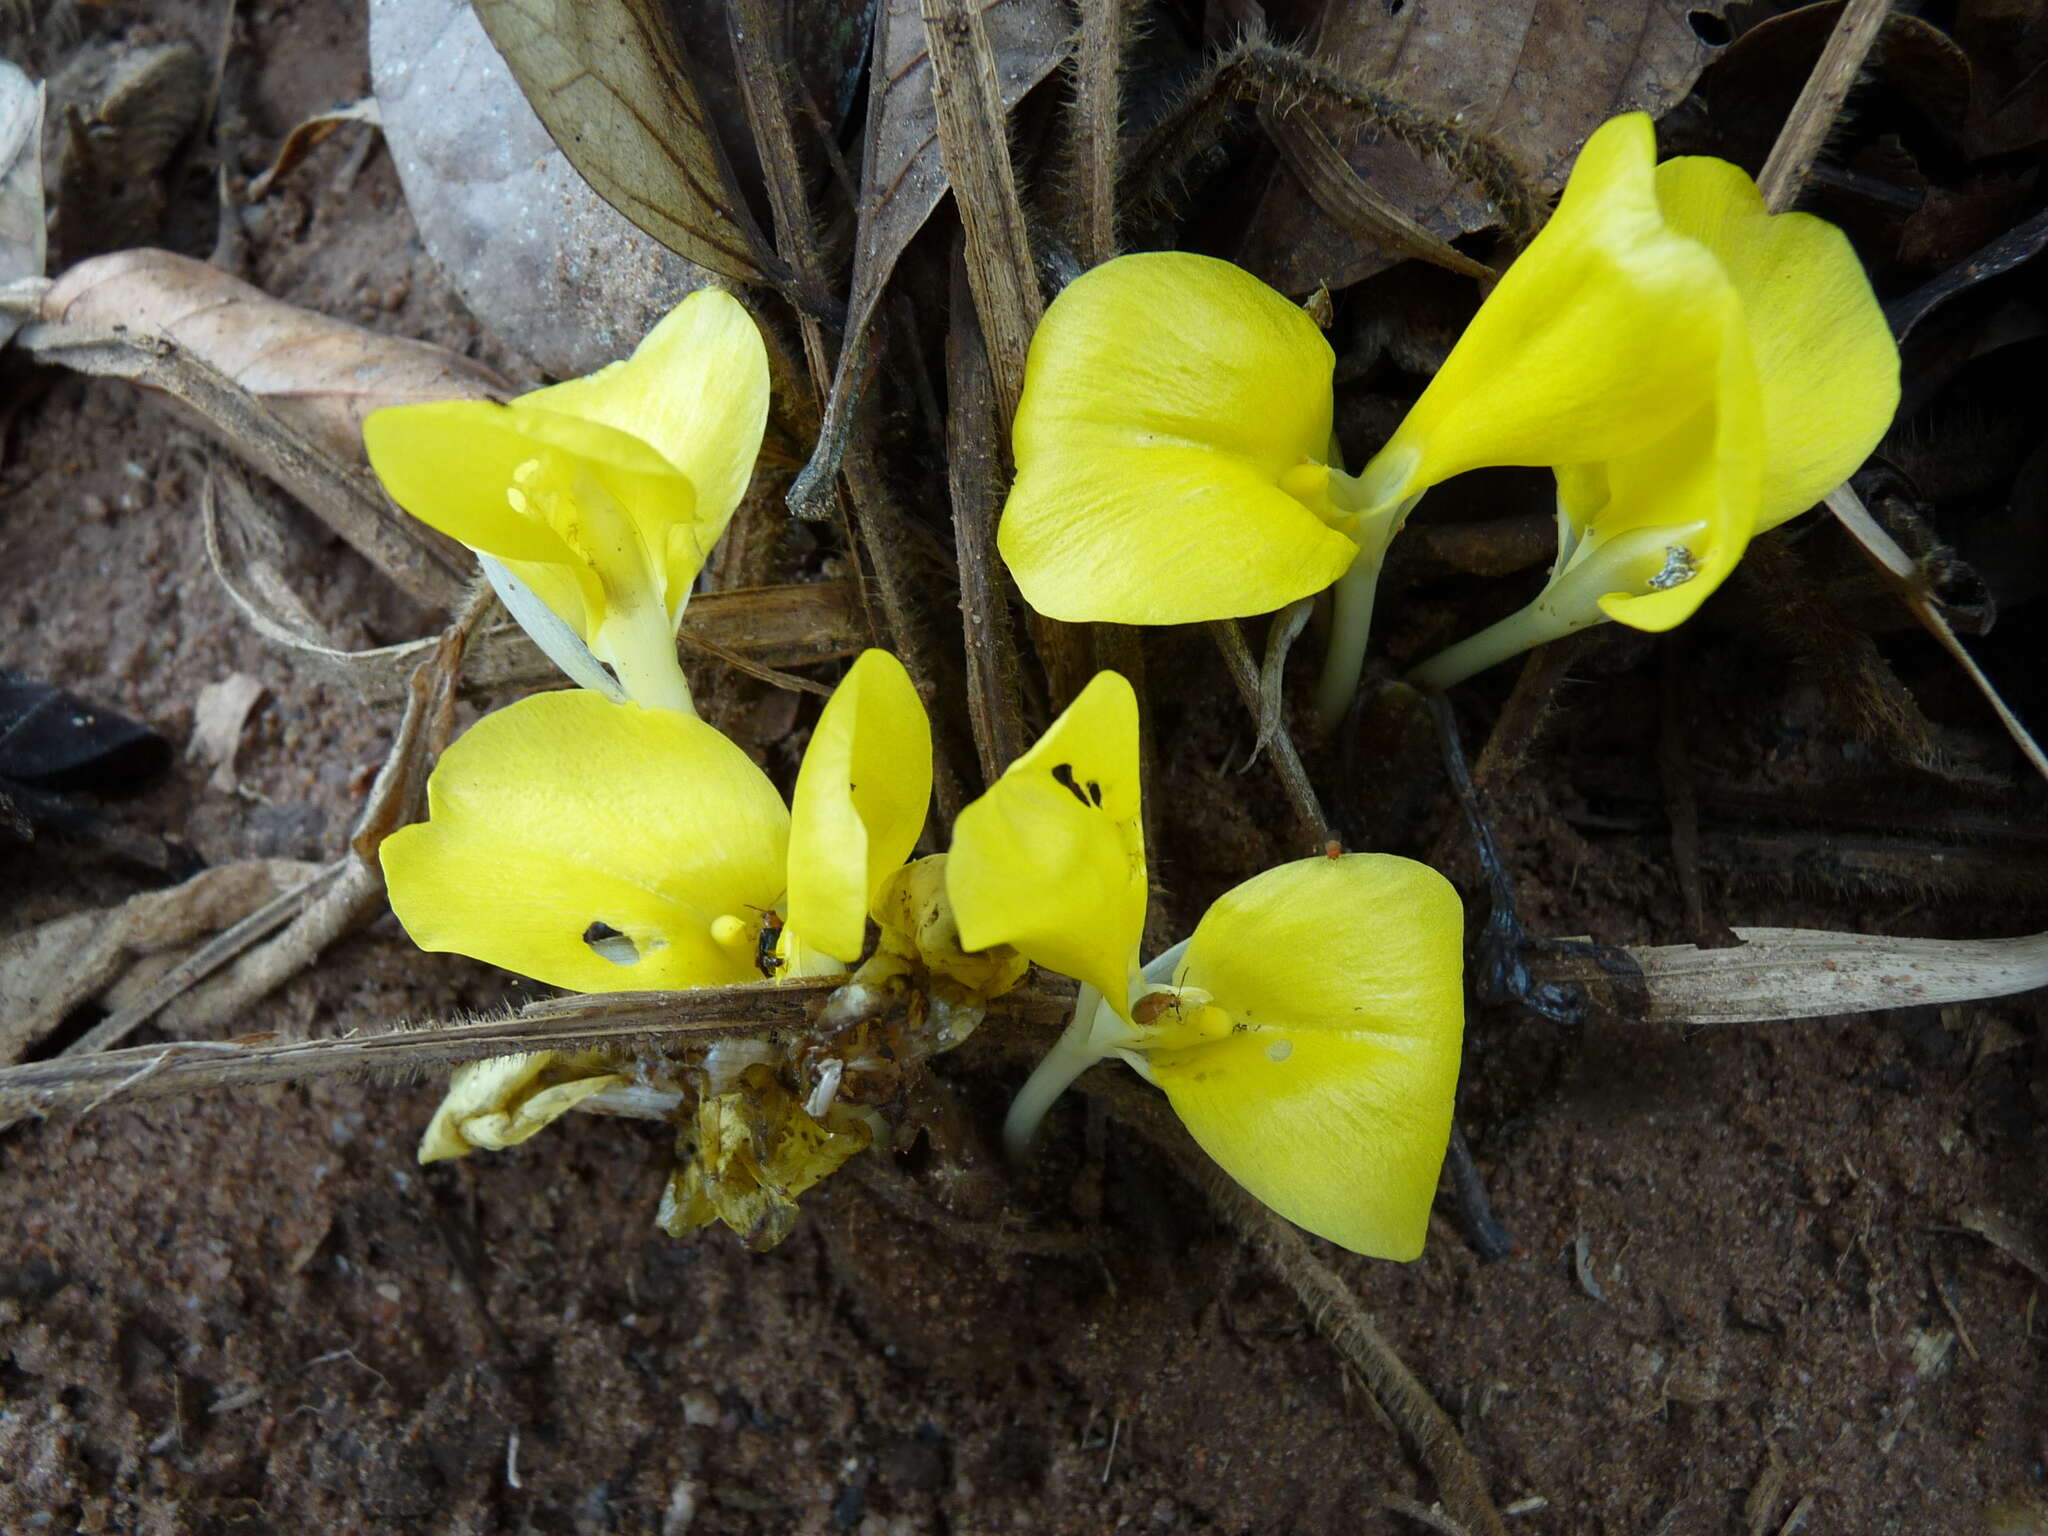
<box><xmin>2</xmin><ymin>4</ymin><xmax>2044</xmax><ymax>1535</ymax></box>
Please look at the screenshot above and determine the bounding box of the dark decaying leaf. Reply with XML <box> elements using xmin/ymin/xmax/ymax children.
<box><xmin>1238</xmin><ymin>0</ymin><xmax>1728</xmax><ymax>293</ymax></box>
<box><xmin>0</xmin><ymin>671</ymin><xmax>170</xmax><ymax>793</ymax></box>
<box><xmin>49</xmin><ymin>40</ymin><xmax>209</xmax><ymax>266</ymax></box>
<box><xmin>1701</xmin><ymin>4</ymin><xmax>1971</xmax><ymax>176</ymax></box>
<box><xmin>791</xmin><ymin>0</ymin><xmax>1065</xmax><ymax>507</ymax></box>
<box><xmin>369</xmin><ymin>0</ymin><xmax>717</xmax><ymax>379</ymax></box>
<box><xmin>471</xmin><ymin>0</ymin><xmax>779</xmax><ymax>285</ymax></box>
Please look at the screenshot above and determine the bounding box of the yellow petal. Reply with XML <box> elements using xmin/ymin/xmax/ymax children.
<box><xmin>381</xmin><ymin>690</ymin><xmax>790</xmax><ymax>992</ymax></box>
<box><xmin>521</xmin><ymin>288</ymin><xmax>771</xmax><ymax>536</ymax></box>
<box><xmin>1654</xmin><ymin>156</ymin><xmax>1899</xmax><ymax>531</ymax></box>
<box><xmin>364</xmin><ymin>399</ymin><xmax>697</xmax><ymax>633</ymax></box>
<box><xmin>785</xmin><ymin>649</ymin><xmax>934</xmax><ymax>962</ymax></box>
<box><xmin>947</xmin><ymin>671</ymin><xmax>1146</xmax><ymax>1014</ymax></box>
<box><xmin>1590</xmin><ymin>322</ymin><xmax>1766</xmax><ymax>631</ymax></box>
<box><xmin>1152</xmin><ymin>855</ymin><xmax>1465</xmax><ymax>1259</ymax></box>
<box><xmin>417</xmin><ymin>1051</ymin><xmax>624</xmax><ymax>1162</ymax></box>
<box><xmin>1360</xmin><ymin>114</ymin><xmax>1737</xmax><ymax>509</ymax></box>
<box><xmin>1000</xmin><ymin>251</ymin><xmax>1359</xmax><ymax>623</ymax></box>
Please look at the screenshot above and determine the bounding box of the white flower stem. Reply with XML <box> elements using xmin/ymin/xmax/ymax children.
<box><xmin>1002</xmin><ymin>983</ymin><xmax>1110</xmax><ymax>1161</ymax></box>
<box><xmin>1406</xmin><ymin>523</ymin><xmax>1700</xmax><ymax>692</ymax></box>
<box><xmin>598</xmin><ymin>599</ymin><xmax>696</xmax><ymax>715</ymax></box>
<box><xmin>1312</xmin><ymin>487</ymin><xmax>1419</xmax><ymax>734</ymax></box>
<box><xmin>1313</xmin><ymin>548</ymin><xmax>1383</xmax><ymax>733</ymax></box>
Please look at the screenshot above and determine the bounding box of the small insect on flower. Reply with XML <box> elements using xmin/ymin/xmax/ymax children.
<box><xmin>754</xmin><ymin>909</ymin><xmax>786</xmax><ymax>979</ymax></box>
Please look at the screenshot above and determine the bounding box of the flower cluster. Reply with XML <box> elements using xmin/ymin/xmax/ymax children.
<box><xmin>996</xmin><ymin>113</ymin><xmax>1899</xmax><ymax>720</ymax></box>
<box><xmin>364</xmin><ymin>110</ymin><xmax>1895</xmax><ymax>1261</ymax></box>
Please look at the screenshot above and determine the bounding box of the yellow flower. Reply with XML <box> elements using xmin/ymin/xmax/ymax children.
<box><xmin>1401</xmin><ymin>116</ymin><xmax>1900</xmax><ymax>689</ymax></box>
<box><xmin>384</xmin><ymin>651</ymin><xmax>932</xmax><ymax>1161</ymax></box>
<box><xmin>1128</xmin><ymin>856</ymin><xmax>1465</xmax><ymax>1259</ymax></box>
<box><xmin>997</xmin><ymin>253</ymin><xmax>1356</xmax><ymax>627</ymax></box>
<box><xmin>364</xmin><ymin>289</ymin><xmax>770</xmax><ymax>714</ymax></box>
<box><xmin>947</xmin><ymin>670</ymin><xmax>1147</xmax><ymax>1016</ymax></box>
<box><xmin>945</xmin><ymin>669</ymin><xmax>1465</xmax><ymax>1259</ymax></box>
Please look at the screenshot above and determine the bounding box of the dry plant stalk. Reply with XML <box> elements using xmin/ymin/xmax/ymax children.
<box><xmin>920</xmin><ymin>0</ymin><xmax>1043</xmax><ymax>428</ymax></box>
<box><xmin>0</xmin><ymin>982</ymin><xmax>1074</xmax><ymax>1123</ymax></box>
<box><xmin>1207</xmin><ymin>618</ymin><xmax>1333</xmax><ymax>849</ymax></box>
<box><xmin>1755</xmin><ymin>0</ymin><xmax>1894</xmax><ymax>211</ymax></box>
<box><xmin>946</xmin><ymin>258</ymin><xmax>1031</xmax><ymax>781</ymax></box>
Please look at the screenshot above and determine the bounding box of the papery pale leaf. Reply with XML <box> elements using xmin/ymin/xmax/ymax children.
<box><xmin>786</xmin><ymin>650</ymin><xmax>934</xmax><ymax>963</ymax></box>
<box><xmin>1155</xmin><ymin>855</ymin><xmax>1465</xmax><ymax>1259</ymax></box>
<box><xmin>381</xmin><ymin>691</ymin><xmax>789</xmax><ymax>992</ymax></box>
<box><xmin>42</xmin><ymin>249</ymin><xmax>508</xmax><ymax>463</ymax></box>
<box><xmin>0</xmin><ymin>62</ymin><xmax>46</xmax><ymax>286</ymax></box>
<box><xmin>1000</xmin><ymin>252</ymin><xmax>1357</xmax><ymax>623</ymax></box>
<box><xmin>947</xmin><ymin>671</ymin><xmax>1145</xmax><ymax>1013</ymax></box>
<box><xmin>471</xmin><ymin>0</ymin><xmax>771</xmax><ymax>283</ymax></box>
<box><xmin>1654</xmin><ymin>156</ymin><xmax>1899</xmax><ymax>531</ymax></box>
<box><xmin>368</xmin><ymin>0</ymin><xmax>717</xmax><ymax>380</ymax></box>
<box><xmin>1361</xmin><ymin>115</ymin><xmax>1737</xmax><ymax>510</ymax></box>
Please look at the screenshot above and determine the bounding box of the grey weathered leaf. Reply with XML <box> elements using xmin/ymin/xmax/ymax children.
<box><xmin>0</xmin><ymin>60</ymin><xmax>45</xmax><ymax>287</ymax></box>
<box><xmin>1239</xmin><ymin>0</ymin><xmax>1727</xmax><ymax>293</ymax></box>
<box><xmin>369</xmin><ymin>0</ymin><xmax>717</xmax><ymax>376</ymax></box>
<box><xmin>470</xmin><ymin>0</ymin><xmax>774</xmax><ymax>285</ymax></box>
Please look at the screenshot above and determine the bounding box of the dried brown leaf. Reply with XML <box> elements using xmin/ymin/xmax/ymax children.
<box><xmin>244</xmin><ymin>96</ymin><xmax>380</xmax><ymax>202</ymax></box>
<box><xmin>41</xmin><ymin>248</ymin><xmax>509</xmax><ymax>464</ymax></box>
<box><xmin>470</xmin><ymin>0</ymin><xmax>776</xmax><ymax>285</ymax></box>
<box><xmin>1239</xmin><ymin>0</ymin><xmax>1726</xmax><ymax>292</ymax></box>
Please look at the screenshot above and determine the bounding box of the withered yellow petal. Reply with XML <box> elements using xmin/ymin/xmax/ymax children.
<box><xmin>1361</xmin><ymin>114</ymin><xmax>1736</xmax><ymax>508</ymax></box>
<box><xmin>1654</xmin><ymin>156</ymin><xmax>1899</xmax><ymax>531</ymax></box>
<box><xmin>1000</xmin><ymin>252</ymin><xmax>1358</xmax><ymax>623</ymax></box>
<box><xmin>381</xmin><ymin>690</ymin><xmax>789</xmax><ymax>992</ymax></box>
<box><xmin>947</xmin><ymin>671</ymin><xmax>1146</xmax><ymax>1014</ymax></box>
<box><xmin>522</xmin><ymin>287</ymin><xmax>771</xmax><ymax>532</ymax></box>
<box><xmin>786</xmin><ymin>649</ymin><xmax>934</xmax><ymax>963</ymax></box>
<box><xmin>417</xmin><ymin>1051</ymin><xmax>624</xmax><ymax>1162</ymax></box>
<box><xmin>1153</xmin><ymin>855</ymin><xmax>1465</xmax><ymax>1259</ymax></box>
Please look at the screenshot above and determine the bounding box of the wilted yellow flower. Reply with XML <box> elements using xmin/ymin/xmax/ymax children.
<box><xmin>385</xmin><ymin>650</ymin><xmax>932</xmax><ymax>1163</ymax></box>
<box><xmin>659</xmin><ymin>1064</ymin><xmax>874</xmax><ymax>1251</ymax></box>
<box><xmin>364</xmin><ymin>289</ymin><xmax>770</xmax><ymax>713</ymax></box>
<box><xmin>1396</xmin><ymin>116</ymin><xmax>1900</xmax><ymax>687</ymax></box>
<box><xmin>946</xmin><ymin>670</ymin><xmax>1466</xmax><ymax>1259</ymax></box>
<box><xmin>417</xmin><ymin>1050</ymin><xmax>626</xmax><ymax>1163</ymax></box>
